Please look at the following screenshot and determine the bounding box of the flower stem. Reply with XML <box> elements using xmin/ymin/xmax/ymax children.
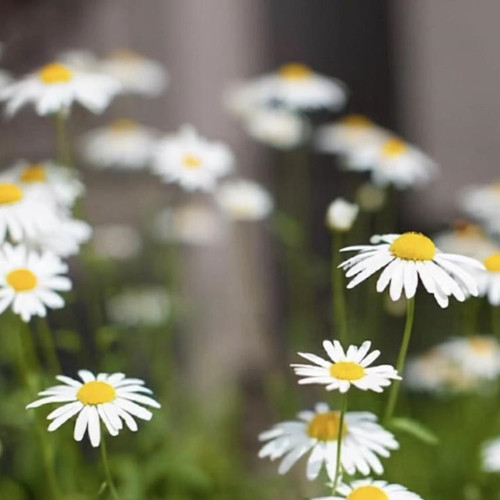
<box><xmin>332</xmin><ymin>393</ymin><xmax>348</xmax><ymax>494</ymax></box>
<box><xmin>384</xmin><ymin>297</ymin><xmax>415</xmax><ymax>423</ymax></box>
<box><xmin>54</xmin><ymin>110</ymin><xmax>73</xmax><ymax>167</ymax></box>
<box><xmin>100</xmin><ymin>435</ymin><xmax>121</xmax><ymax>500</ymax></box>
<box><xmin>332</xmin><ymin>232</ymin><xmax>347</xmax><ymax>343</ymax></box>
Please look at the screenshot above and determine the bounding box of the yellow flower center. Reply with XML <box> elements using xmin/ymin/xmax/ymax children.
<box><xmin>347</xmin><ymin>486</ymin><xmax>389</xmax><ymax>500</ymax></box>
<box><xmin>110</xmin><ymin>119</ymin><xmax>138</xmax><ymax>132</ymax></box>
<box><xmin>6</xmin><ymin>268</ymin><xmax>38</xmax><ymax>292</ymax></box>
<box><xmin>182</xmin><ymin>154</ymin><xmax>202</xmax><ymax>169</ymax></box>
<box><xmin>390</xmin><ymin>232</ymin><xmax>436</xmax><ymax>261</ymax></box>
<box><xmin>330</xmin><ymin>361</ymin><xmax>365</xmax><ymax>381</ymax></box>
<box><xmin>77</xmin><ymin>381</ymin><xmax>117</xmax><ymax>405</ymax></box>
<box><xmin>39</xmin><ymin>63</ymin><xmax>74</xmax><ymax>84</ymax></box>
<box><xmin>279</xmin><ymin>63</ymin><xmax>313</xmax><ymax>81</ymax></box>
<box><xmin>468</xmin><ymin>337</ymin><xmax>495</xmax><ymax>355</ymax></box>
<box><xmin>381</xmin><ymin>138</ymin><xmax>408</xmax><ymax>158</ymax></box>
<box><xmin>20</xmin><ymin>165</ymin><xmax>46</xmax><ymax>183</ymax></box>
<box><xmin>306</xmin><ymin>411</ymin><xmax>348</xmax><ymax>442</ymax></box>
<box><xmin>342</xmin><ymin>115</ymin><xmax>372</xmax><ymax>128</ymax></box>
<box><xmin>484</xmin><ymin>253</ymin><xmax>500</xmax><ymax>272</ymax></box>
<box><xmin>0</xmin><ymin>183</ymin><xmax>24</xmax><ymax>205</ymax></box>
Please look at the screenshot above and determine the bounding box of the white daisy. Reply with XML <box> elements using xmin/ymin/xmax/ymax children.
<box><xmin>250</xmin><ymin>63</ymin><xmax>347</xmax><ymax>111</ymax></box>
<box><xmin>0</xmin><ymin>160</ymin><xmax>84</xmax><ymax>209</ymax></box>
<box><xmin>0</xmin><ymin>61</ymin><xmax>120</xmax><ymax>116</ymax></box>
<box><xmin>223</xmin><ymin>81</ymin><xmax>261</xmax><ymax>119</ymax></box>
<box><xmin>326</xmin><ymin>198</ymin><xmax>359</xmax><ymax>232</ymax></box>
<box><xmin>259</xmin><ymin>403</ymin><xmax>398</xmax><ymax>481</ymax></box>
<box><xmin>340</xmin><ymin>232</ymin><xmax>484</xmax><ymax>308</ymax></box>
<box><xmin>99</xmin><ymin>49</ymin><xmax>168</xmax><ymax>97</ymax></box>
<box><xmin>0</xmin><ymin>244</ymin><xmax>71</xmax><ymax>321</ymax></box>
<box><xmin>56</xmin><ymin>49</ymin><xmax>99</xmax><ymax>71</ymax></box>
<box><xmin>26</xmin><ymin>370</ymin><xmax>161</xmax><ymax>448</ymax></box>
<box><xmin>152</xmin><ymin>125</ymin><xmax>234</xmax><ymax>192</ymax></box>
<box><xmin>292</xmin><ymin>340</ymin><xmax>400</xmax><ymax>393</ymax></box>
<box><xmin>315</xmin><ymin>479</ymin><xmax>423</xmax><ymax>500</ymax></box>
<box><xmin>215</xmin><ymin>179</ymin><xmax>273</xmax><ymax>221</ymax></box>
<box><xmin>80</xmin><ymin>119</ymin><xmax>160</xmax><ymax>170</ymax></box>
<box><xmin>483</xmin><ymin>437</ymin><xmax>500</xmax><ymax>472</ymax></box>
<box><xmin>475</xmin><ymin>253</ymin><xmax>500</xmax><ymax>305</ymax></box>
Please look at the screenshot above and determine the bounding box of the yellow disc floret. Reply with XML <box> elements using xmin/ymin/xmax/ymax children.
<box><xmin>347</xmin><ymin>486</ymin><xmax>389</xmax><ymax>500</ymax></box>
<box><xmin>484</xmin><ymin>253</ymin><xmax>500</xmax><ymax>272</ymax></box>
<box><xmin>342</xmin><ymin>115</ymin><xmax>372</xmax><ymax>128</ymax></box>
<box><xmin>21</xmin><ymin>165</ymin><xmax>46</xmax><ymax>183</ymax></box>
<box><xmin>381</xmin><ymin>137</ymin><xmax>407</xmax><ymax>158</ymax></box>
<box><xmin>182</xmin><ymin>154</ymin><xmax>202</xmax><ymax>169</ymax></box>
<box><xmin>330</xmin><ymin>361</ymin><xmax>365</xmax><ymax>381</ymax></box>
<box><xmin>279</xmin><ymin>63</ymin><xmax>313</xmax><ymax>81</ymax></box>
<box><xmin>7</xmin><ymin>269</ymin><xmax>38</xmax><ymax>292</ymax></box>
<box><xmin>0</xmin><ymin>183</ymin><xmax>23</xmax><ymax>205</ymax></box>
<box><xmin>390</xmin><ymin>232</ymin><xmax>436</xmax><ymax>261</ymax></box>
<box><xmin>39</xmin><ymin>63</ymin><xmax>74</xmax><ymax>84</ymax></box>
<box><xmin>307</xmin><ymin>411</ymin><xmax>347</xmax><ymax>442</ymax></box>
<box><xmin>77</xmin><ymin>381</ymin><xmax>117</xmax><ymax>405</ymax></box>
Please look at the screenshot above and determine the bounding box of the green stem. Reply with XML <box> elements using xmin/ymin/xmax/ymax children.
<box><xmin>100</xmin><ymin>434</ymin><xmax>121</xmax><ymax>500</ymax></box>
<box><xmin>492</xmin><ymin>305</ymin><xmax>500</xmax><ymax>336</ymax></box>
<box><xmin>332</xmin><ymin>232</ymin><xmax>348</xmax><ymax>343</ymax></box>
<box><xmin>54</xmin><ymin>110</ymin><xmax>72</xmax><ymax>167</ymax></box>
<box><xmin>332</xmin><ymin>393</ymin><xmax>348</xmax><ymax>494</ymax></box>
<box><xmin>384</xmin><ymin>297</ymin><xmax>415</xmax><ymax>423</ymax></box>
<box><xmin>37</xmin><ymin>317</ymin><xmax>61</xmax><ymax>374</ymax></box>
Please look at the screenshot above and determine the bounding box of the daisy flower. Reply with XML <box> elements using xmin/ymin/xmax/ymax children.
<box><xmin>0</xmin><ymin>61</ymin><xmax>120</xmax><ymax>116</ymax></box>
<box><xmin>258</xmin><ymin>403</ymin><xmax>398</xmax><ymax>481</ymax></box>
<box><xmin>215</xmin><ymin>179</ymin><xmax>273</xmax><ymax>221</ymax></box>
<box><xmin>0</xmin><ymin>244</ymin><xmax>71</xmax><ymax>322</ymax></box>
<box><xmin>80</xmin><ymin>119</ymin><xmax>160</xmax><ymax>170</ymax></box>
<box><xmin>56</xmin><ymin>49</ymin><xmax>99</xmax><ymax>71</ymax></box>
<box><xmin>326</xmin><ymin>198</ymin><xmax>359</xmax><ymax>232</ymax></box>
<box><xmin>315</xmin><ymin>479</ymin><xmax>423</xmax><ymax>500</ymax></box>
<box><xmin>292</xmin><ymin>340</ymin><xmax>400</xmax><ymax>393</ymax></box>
<box><xmin>476</xmin><ymin>253</ymin><xmax>500</xmax><ymax>305</ymax></box>
<box><xmin>340</xmin><ymin>232</ymin><xmax>484</xmax><ymax>307</ymax></box>
<box><xmin>483</xmin><ymin>437</ymin><xmax>500</xmax><ymax>472</ymax></box>
<box><xmin>152</xmin><ymin>125</ymin><xmax>234</xmax><ymax>192</ymax></box>
<box><xmin>99</xmin><ymin>49</ymin><xmax>168</xmax><ymax>97</ymax></box>
<box><xmin>26</xmin><ymin>370</ymin><xmax>161</xmax><ymax>448</ymax></box>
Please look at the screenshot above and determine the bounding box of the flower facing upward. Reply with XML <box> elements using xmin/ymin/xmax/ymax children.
<box><xmin>340</xmin><ymin>232</ymin><xmax>484</xmax><ymax>307</ymax></box>
<box><xmin>26</xmin><ymin>370</ymin><xmax>161</xmax><ymax>448</ymax></box>
<box><xmin>0</xmin><ymin>244</ymin><xmax>71</xmax><ymax>321</ymax></box>
<box><xmin>259</xmin><ymin>403</ymin><xmax>398</xmax><ymax>481</ymax></box>
<box><xmin>292</xmin><ymin>340</ymin><xmax>400</xmax><ymax>393</ymax></box>
<box><xmin>0</xmin><ymin>61</ymin><xmax>120</xmax><ymax>116</ymax></box>
<box><xmin>152</xmin><ymin>125</ymin><xmax>234</xmax><ymax>191</ymax></box>
<box><xmin>326</xmin><ymin>198</ymin><xmax>359</xmax><ymax>232</ymax></box>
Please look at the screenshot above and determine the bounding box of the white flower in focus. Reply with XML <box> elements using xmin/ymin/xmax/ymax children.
<box><xmin>476</xmin><ymin>253</ymin><xmax>500</xmax><ymax>305</ymax></box>
<box><xmin>259</xmin><ymin>403</ymin><xmax>398</xmax><ymax>481</ymax></box>
<box><xmin>315</xmin><ymin>479</ymin><xmax>423</xmax><ymax>500</ymax></box>
<box><xmin>26</xmin><ymin>370</ymin><xmax>161</xmax><ymax>448</ymax></box>
<box><xmin>80</xmin><ymin>119</ymin><xmax>160</xmax><ymax>170</ymax></box>
<box><xmin>340</xmin><ymin>232</ymin><xmax>484</xmax><ymax>308</ymax></box>
<box><xmin>292</xmin><ymin>340</ymin><xmax>400</xmax><ymax>393</ymax></box>
<box><xmin>252</xmin><ymin>63</ymin><xmax>347</xmax><ymax>111</ymax></box>
<box><xmin>483</xmin><ymin>437</ymin><xmax>500</xmax><ymax>473</ymax></box>
<box><xmin>100</xmin><ymin>49</ymin><xmax>168</xmax><ymax>97</ymax></box>
<box><xmin>93</xmin><ymin>224</ymin><xmax>142</xmax><ymax>260</ymax></box>
<box><xmin>215</xmin><ymin>179</ymin><xmax>273</xmax><ymax>221</ymax></box>
<box><xmin>326</xmin><ymin>198</ymin><xmax>359</xmax><ymax>232</ymax></box>
<box><xmin>152</xmin><ymin>126</ymin><xmax>234</xmax><ymax>192</ymax></box>
<box><xmin>0</xmin><ymin>244</ymin><xmax>71</xmax><ymax>321</ymax></box>
<box><xmin>0</xmin><ymin>62</ymin><xmax>120</xmax><ymax>116</ymax></box>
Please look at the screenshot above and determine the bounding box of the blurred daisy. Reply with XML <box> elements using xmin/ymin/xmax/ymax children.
<box><xmin>215</xmin><ymin>179</ymin><xmax>273</xmax><ymax>221</ymax></box>
<box><xmin>340</xmin><ymin>232</ymin><xmax>484</xmax><ymax>307</ymax></box>
<box><xmin>315</xmin><ymin>479</ymin><xmax>423</xmax><ymax>500</ymax></box>
<box><xmin>326</xmin><ymin>198</ymin><xmax>359</xmax><ymax>232</ymax></box>
<box><xmin>0</xmin><ymin>244</ymin><xmax>71</xmax><ymax>321</ymax></box>
<box><xmin>243</xmin><ymin>107</ymin><xmax>307</xmax><ymax>150</ymax></box>
<box><xmin>0</xmin><ymin>61</ymin><xmax>120</xmax><ymax>116</ymax></box>
<box><xmin>152</xmin><ymin>125</ymin><xmax>234</xmax><ymax>192</ymax></box>
<box><xmin>292</xmin><ymin>340</ymin><xmax>400</xmax><ymax>393</ymax></box>
<box><xmin>26</xmin><ymin>370</ymin><xmax>161</xmax><ymax>448</ymax></box>
<box><xmin>57</xmin><ymin>49</ymin><xmax>98</xmax><ymax>71</ymax></box>
<box><xmin>100</xmin><ymin>49</ymin><xmax>168</xmax><ymax>97</ymax></box>
<box><xmin>259</xmin><ymin>402</ymin><xmax>398</xmax><ymax>481</ymax></box>
<box><xmin>80</xmin><ymin>119</ymin><xmax>159</xmax><ymax>170</ymax></box>
<box><xmin>461</xmin><ymin>181</ymin><xmax>500</xmax><ymax>230</ymax></box>
<box><xmin>0</xmin><ymin>160</ymin><xmax>84</xmax><ymax>209</ymax></box>
<box><xmin>223</xmin><ymin>82</ymin><xmax>261</xmax><ymax>119</ymax></box>
<box><xmin>251</xmin><ymin>63</ymin><xmax>347</xmax><ymax>111</ymax></box>
<box><xmin>475</xmin><ymin>253</ymin><xmax>500</xmax><ymax>305</ymax></box>
<box><xmin>93</xmin><ymin>224</ymin><xmax>142</xmax><ymax>261</ymax></box>
<box><xmin>483</xmin><ymin>437</ymin><xmax>500</xmax><ymax>472</ymax></box>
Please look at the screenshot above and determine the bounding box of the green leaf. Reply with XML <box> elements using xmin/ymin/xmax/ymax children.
<box><xmin>389</xmin><ymin>417</ymin><xmax>439</xmax><ymax>445</ymax></box>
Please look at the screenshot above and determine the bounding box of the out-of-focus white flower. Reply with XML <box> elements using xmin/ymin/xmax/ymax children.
<box><xmin>152</xmin><ymin>125</ymin><xmax>234</xmax><ymax>192</ymax></box>
<box><xmin>248</xmin><ymin>63</ymin><xmax>347</xmax><ymax>112</ymax></box>
<box><xmin>477</xmin><ymin>253</ymin><xmax>500</xmax><ymax>305</ymax></box>
<box><xmin>0</xmin><ymin>160</ymin><xmax>84</xmax><ymax>209</ymax></box>
<box><xmin>483</xmin><ymin>437</ymin><xmax>500</xmax><ymax>472</ymax></box>
<box><xmin>100</xmin><ymin>49</ymin><xmax>168</xmax><ymax>97</ymax></box>
<box><xmin>153</xmin><ymin>202</ymin><xmax>221</xmax><ymax>246</ymax></box>
<box><xmin>93</xmin><ymin>224</ymin><xmax>142</xmax><ymax>260</ymax></box>
<box><xmin>243</xmin><ymin>107</ymin><xmax>307</xmax><ymax>150</ymax></box>
<box><xmin>57</xmin><ymin>49</ymin><xmax>99</xmax><ymax>71</ymax></box>
<box><xmin>355</xmin><ymin>183</ymin><xmax>387</xmax><ymax>213</ymax></box>
<box><xmin>326</xmin><ymin>198</ymin><xmax>359</xmax><ymax>232</ymax></box>
<box><xmin>223</xmin><ymin>82</ymin><xmax>261</xmax><ymax>119</ymax></box>
<box><xmin>460</xmin><ymin>182</ymin><xmax>500</xmax><ymax>233</ymax></box>
<box><xmin>215</xmin><ymin>179</ymin><xmax>273</xmax><ymax>221</ymax></box>
<box><xmin>80</xmin><ymin>119</ymin><xmax>160</xmax><ymax>171</ymax></box>
<box><xmin>107</xmin><ymin>286</ymin><xmax>170</xmax><ymax>327</ymax></box>
<box><xmin>0</xmin><ymin>62</ymin><xmax>120</xmax><ymax>116</ymax></box>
